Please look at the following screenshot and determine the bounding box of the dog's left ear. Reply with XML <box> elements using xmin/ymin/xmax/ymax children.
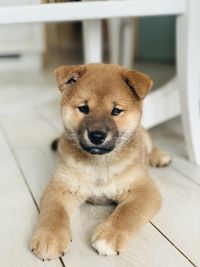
<box><xmin>123</xmin><ymin>69</ymin><xmax>153</xmax><ymax>100</ymax></box>
<box><xmin>55</xmin><ymin>65</ymin><xmax>86</xmax><ymax>93</ymax></box>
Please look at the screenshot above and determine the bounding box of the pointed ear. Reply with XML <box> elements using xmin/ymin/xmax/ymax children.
<box><xmin>122</xmin><ymin>69</ymin><xmax>153</xmax><ymax>100</ymax></box>
<box><xmin>54</xmin><ymin>65</ymin><xmax>86</xmax><ymax>93</ymax></box>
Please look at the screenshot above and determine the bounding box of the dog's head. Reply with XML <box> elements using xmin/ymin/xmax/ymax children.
<box><xmin>55</xmin><ymin>63</ymin><xmax>152</xmax><ymax>155</ymax></box>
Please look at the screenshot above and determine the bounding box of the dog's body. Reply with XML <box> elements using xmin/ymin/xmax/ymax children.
<box><xmin>31</xmin><ymin>64</ymin><xmax>171</xmax><ymax>260</ymax></box>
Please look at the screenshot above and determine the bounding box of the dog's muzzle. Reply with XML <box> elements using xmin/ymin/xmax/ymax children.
<box><xmin>78</xmin><ymin>119</ymin><xmax>118</xmax><ymax>155</ymax></box>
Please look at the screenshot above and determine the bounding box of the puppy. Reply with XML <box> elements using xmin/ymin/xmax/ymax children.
<box><xmin>31</xmin><ymin>63</ymin><xmax>171</xmax><ymax>260</ymax></box>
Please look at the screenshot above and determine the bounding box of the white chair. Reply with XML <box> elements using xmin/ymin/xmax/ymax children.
<box><xmin>0</xmin><ymin>0</ymin><xmax>199</xmax><ymax>165</ymax></box>
<box><xmin>107</xmin><ymin>17</ymin><xmax>135</xmax><ymax>68</ymax></box>
<box><xmin>83</xmin><ymin>0</ymin><xmax>200</xmax><ymax>165</ymax></box>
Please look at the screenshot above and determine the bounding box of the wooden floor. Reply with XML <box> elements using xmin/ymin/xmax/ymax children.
<box><xmin>0</xmin><ymin>73</ymin><xmax>199</xmax><ymax>267</ymax></box>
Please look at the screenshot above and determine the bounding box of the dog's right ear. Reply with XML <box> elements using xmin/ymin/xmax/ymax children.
<box><xmin>122</xmin><ymin>68</ymin><xmax>153</xmax><ymax>100</ymax></box>
<box><xmin>55</xmin><ymin>65</ymin><xmax>86</xmax><ymax>93</ymax></box>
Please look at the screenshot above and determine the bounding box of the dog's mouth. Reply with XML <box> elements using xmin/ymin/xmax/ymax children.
<box><xmin>80</xmin><ymin>142</ymin><xmax>114</xmax><ymax>155</ymax></box>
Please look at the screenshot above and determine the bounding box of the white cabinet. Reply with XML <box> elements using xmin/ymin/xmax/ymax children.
<box><xmin>0</xmin><ymin>0</ymin><xmax>45</xmax><ymax>71</ymax></box>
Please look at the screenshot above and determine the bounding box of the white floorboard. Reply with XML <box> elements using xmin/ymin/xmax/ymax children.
<box><xmin>0</xmin><ymin>87</ymin><xmax>58</xmax><ymax>117</ymax></box>
<box><xmin>0</xmin><ymin>126</ymin><xmax>62</xmax><ymax>267</ymax></box>
<box><xmin>151</xmin><ymin>167</ymin><xmax>200</xmax><ymax>266</ymax></box>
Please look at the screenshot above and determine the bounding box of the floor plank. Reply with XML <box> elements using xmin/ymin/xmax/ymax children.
<box><xmin>0</xmin><ymin>87</ymin><xmax>58</xmax><ymax>118</ymax></box>
<box><xmin>1</xmin><ymin>107</ymin><xmax>194</xmax><ymax>267</ymax></box>
<box><xmin>0</xmin><ymin>126</ymin><xmax>62</xmax><ymax>267</ymax></box>
<box><xmin>171</xmin><ymin>157</ymin><xmax>200</xmax><ymax>186</ymax></box>
<box><xmin>38</xmin><ymin>97</ymin><xmax>63</xmax><ymax>132</ymax></box>
<box><xmin>150</xmin><ymin>166</ymin><xmax>200</xmax><ymax>266</ymax></box>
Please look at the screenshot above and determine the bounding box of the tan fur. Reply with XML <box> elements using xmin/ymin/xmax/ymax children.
<box><xmin>31</xmin><ymin>63</ymin><xmax>171</xmax><ymax>260</ymax></box>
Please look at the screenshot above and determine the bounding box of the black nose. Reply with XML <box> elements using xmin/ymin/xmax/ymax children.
<box><xmin>88</xmin><ymin>131</ymin><xmax>107</xmax><ymax>145</ymax></box>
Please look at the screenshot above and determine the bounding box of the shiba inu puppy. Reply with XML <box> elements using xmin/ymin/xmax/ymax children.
<box><xmin>31</xmin><ymin>63</ymin><xmax>171</xmax><ymax>260</ymax></box>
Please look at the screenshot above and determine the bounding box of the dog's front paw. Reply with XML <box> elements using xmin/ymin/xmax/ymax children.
<box><xmin>31</xmin><ymin>226</ymin><xmax>71</xmax><ymax>261</ymax></box>
<box><xmin>149</xmin><ymin>147</ymin><xmax>172</xmax><ymax>167</ymax></box>
<box><xmin>91</xmin><ymin>221</ymin><xmax>130</xmax><ymax>256</ymax></box>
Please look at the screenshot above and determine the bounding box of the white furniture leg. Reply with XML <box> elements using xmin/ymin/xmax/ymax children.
<box><xmin>177</xmin><ymin>0</ymin><xmax>200</xmax><ymax>165</ymax></box>
<box><xmin>108</xmin><ymin>17</ymin><xmax>121</xmax><ymax>64</ymax></box>
<box><xmin>82</xmin><ymin>19</ymin><xmax>102</xmax><ymax>63</ymax></box>
<box><xmin>121</xmin><ymin>17</ymin><xmax>135</xmax><ymax>68</ymax></box>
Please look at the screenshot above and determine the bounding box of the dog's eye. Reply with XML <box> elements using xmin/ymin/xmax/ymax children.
<box><xmin>111</xmin><ymin>107</ymin><xmax>123</xmax><ymax>116</ymax></box>
<box><xmin>78</xmin><ymin>104</ymin><xmax>89</xmax><ymax>114</ymax></box>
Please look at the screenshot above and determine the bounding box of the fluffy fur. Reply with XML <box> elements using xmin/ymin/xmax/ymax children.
<box><xmin>31</xmin><ymin>63</ymin><xmax>171</xmax><ymax>260</ymax></box>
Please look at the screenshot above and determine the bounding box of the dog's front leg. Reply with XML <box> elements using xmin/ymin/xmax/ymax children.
<box><xmin>31</xmin><ymin>179</ymin><xmax>81</xmax><ymax>261</ymax></box>
<box><xmin>91</xmin><ymin>176</ymin><xmax>161</xmax><ymax>256</ymax></box>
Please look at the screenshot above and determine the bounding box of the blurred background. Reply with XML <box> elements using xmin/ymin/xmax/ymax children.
<box><xmin>0</xmin><ymin>1</ymin><xmax>175</xmax><ymax>89</ymax></box>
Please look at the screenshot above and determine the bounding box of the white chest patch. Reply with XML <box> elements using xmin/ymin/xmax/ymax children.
<box><xmin>60</xmin><ymin>155</ymin><xmax>141</xmax><ymax>203</ymax></box>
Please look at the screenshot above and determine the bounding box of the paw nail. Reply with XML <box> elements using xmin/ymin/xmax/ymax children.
<box><xmin>42</xmin><ymin>258</ymin><xmax>44</xmax><ymax>262</ymax></box>
<box><xmin>62</xmin><ymin>252</ymin><xmax>65</xmax><ymax>257</ymax></box>
<box><xmin>117</xmin><ymin>251</ymin><xmax>120</xmax><ymax>255</ymax></box>
<box><xmin>31</xmin><ymin>249</ymin><xmax>34</xmax><ymax>253</ymax></box>
<box><xmin>71</xmin><ymin>239</ymin><xmax>72</xmax><ymax>242</ymax></box>
<box><xmin>47</xmin><ymin>258</ymin><xmax>51</xmax><ymax>261</ymax></box>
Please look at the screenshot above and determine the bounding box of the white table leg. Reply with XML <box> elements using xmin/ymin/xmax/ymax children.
<box><xmin>108</xmin><ymin>17</ymin><xmax>121</xmax><ymax>64</ymax></box>
<box><xmin>82</xmin><ymin>19</ymin><xmax>102</xmax><ymax>63</ymax></box>
<box><xmin>176</xmin><ymin>0</ymin><xmax>200</xmax><ymax>165</ymax></box>
<box><xmin>121</xmin><ymin>17</ymin><xmax>135</xmax><ymax>68</ymax></box>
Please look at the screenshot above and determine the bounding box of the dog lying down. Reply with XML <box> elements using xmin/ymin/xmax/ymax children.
<box><xmin>31</xmin><ymin>63</ymin><xmax>171</xmax><ymax>261</ymax></box>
